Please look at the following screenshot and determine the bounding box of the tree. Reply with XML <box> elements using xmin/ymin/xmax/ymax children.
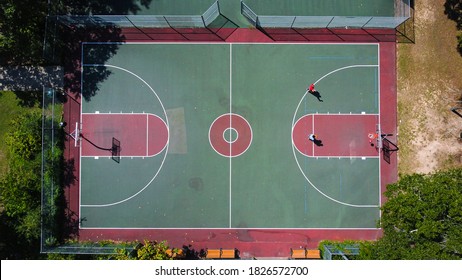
<box><xmin>445</xmin><ymin>0</ymin><xmax>462</xmax><ymax>55</ymax></box>
<box><xmin>445</xmin><ymin>0</ymin><xmax>462</xmax><ymax>29</ymax></box>
<box><xmin>0</xmin><ymin>0</ymin><xmax>48</xmax><ymax>64</ymax></box>
<box><xmin>366</xmin><ymin>169</ymin><xmax>462</xmax><ymax>259</ymax></box>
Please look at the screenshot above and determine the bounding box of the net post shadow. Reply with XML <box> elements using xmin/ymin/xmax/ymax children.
<box><xmin>79</xmin><ymin>134</ymin><xmax>121</xmax><ymax>163</ymax></box>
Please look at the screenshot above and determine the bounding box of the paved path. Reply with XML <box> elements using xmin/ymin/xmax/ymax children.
<box><xmin>0</xmin><ymin>66</ymin><xmax>62</xmax><ymax>91</ymax></box>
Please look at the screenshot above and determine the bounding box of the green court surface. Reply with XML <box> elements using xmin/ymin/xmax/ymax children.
<box><xmin>80</xmin><ymin>43</ymin><xmax>381</xmax><ymax>229</ymax></box>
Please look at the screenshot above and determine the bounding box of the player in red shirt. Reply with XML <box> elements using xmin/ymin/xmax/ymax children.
<box><xmin>308</xmin><ymin>83</ymin><xmax>323</xmax><ymax>102</ymax></box>
<box><xmin>308</xmin><ymin>83</ymin><xmax>315</xmax><ymax>93</ymax></box>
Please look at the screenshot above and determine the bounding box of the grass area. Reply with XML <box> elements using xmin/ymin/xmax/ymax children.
<box><xmin>397</xmin><ymin>0</ymin><xmax>462</xmax><ymax>175</ymax></box>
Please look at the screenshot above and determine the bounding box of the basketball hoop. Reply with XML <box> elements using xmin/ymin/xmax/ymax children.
<box><xmin>69</xmin><ymin>122</ymin><xmax>80</xmax><ymax>147</ymax></box>
<box><xmin>373</xmin><ymin>124</ymin><xmax>383</xmax><ymax>152</ymax></box>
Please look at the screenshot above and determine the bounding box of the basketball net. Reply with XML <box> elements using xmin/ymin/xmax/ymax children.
<box><xmin>369</xmin><ymin>124</ymin><xmax>383</xmax><ymax>151</ymax></box>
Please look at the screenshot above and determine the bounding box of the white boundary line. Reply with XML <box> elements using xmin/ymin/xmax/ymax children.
<box><xmin>82</xmin><ymin>112</ymin><xmax>164</xmax><ymax>115</ymax></box>
<box><xmin>78</xmin><ymin>43</ymin><xmax>383</xmax><ymax>229</ymax></box>
<box><xmin>378</xmin><ymin>43</ymin><xmax>382</xmax><ymax>215</ymax></box>
<box><xmin>79</xmin><ymin>44</ymin><xmax>84</xmax><ymax>224</ymax></box>
<box><xmin>84</xmin><ymin>42</ymin><xmax>380</xmax><ymax>46</ymax></box>
<box><xmin>80</xmin><ymin>64</ymin><xmax>170</xmax><ymax>208</ymax></box>
<box><xmin>229</xmin><ymin>44</ymin><xmax>232</xmax><ymax>228</ymax></box>
<box><xmin>80</xmin><ymin>226</ymin><xmax>381</xmax><ymax>230</ymax></box>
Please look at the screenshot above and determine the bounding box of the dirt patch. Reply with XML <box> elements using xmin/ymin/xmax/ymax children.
<box><xmin>397</xmin><ymin>0</ymin><xmax>462</xmax><ymax>174</ymax></box>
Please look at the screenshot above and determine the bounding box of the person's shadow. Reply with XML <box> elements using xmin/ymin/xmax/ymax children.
<box><xmin>309</xmin><ymin>90</ymin><xmax>323</xmax><ymax>102</ymax></box>
<box><xmin>314</xmin><ymin>138</ymin><xmax>323</xmax><ymax>147</ymax></box>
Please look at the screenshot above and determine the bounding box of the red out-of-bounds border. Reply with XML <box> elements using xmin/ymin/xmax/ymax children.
<box><xmin>62</xmin><ymin>28</ymin><xmax>397</xmax><ymax>258</ymax></box>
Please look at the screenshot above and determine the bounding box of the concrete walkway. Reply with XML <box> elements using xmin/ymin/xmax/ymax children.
<box><xmin>0</xmin><ymin>66</ymin><xmax>63</xmax><ymax>91</ymax></box>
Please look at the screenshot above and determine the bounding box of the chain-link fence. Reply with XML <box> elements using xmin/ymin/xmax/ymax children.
<box><xmin>41</xmin><ymin>86</ymin><xmax>62</xmax><ymax>253</ymax></box>
<box><xmin>241</xmin><ymin>0</ymin><xmax>414</xmax><ymax>42</ymax></box>
<box><xmin>43</xmin><ymin>0</ymin><xmax>238</xmax><ymax>59</ymax></box>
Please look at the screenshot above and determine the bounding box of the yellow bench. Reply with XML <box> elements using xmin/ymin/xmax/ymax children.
<box><xmin>306</xmin><ymin>249</ymin><xmax>321</xmax><ymax>259</ymax></box>
<box><xmin>205</xmin><ymin>248</ymin><xmax>236</xmax><ymax>259</ymax></box>
<box><xmin>290</xmin><ymin>249</ymin><xmax>307</xmax><ymax>259</ymax></box>
<box><xmin>220</xmin><ymin>249</ymin><xmax>236</xmax><ymax>259</ymax></box>
<box><xmin>205</xmin><ymin>249</ymin><xmax>222</xmax><ymax>259</ymax></box>
<box><xmin>290</xmin><ymin>248</ymin><xmax>321</xmax><ymax>259</ymax></box>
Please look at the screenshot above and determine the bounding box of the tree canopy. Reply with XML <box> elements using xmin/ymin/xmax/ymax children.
<box><xmin>0</xmin><ymin>0</ymin><xmax>47</xmax><ymax>64</ymax></box>
<box><xmin>445</xmin><ymin>0</ymin><xmax>462</xmax><ymax>55</ymax></box>
<box><xmin>362</xmin><ymin>169</ymin><xmax>462</xmax><ymax>259</ymax></box>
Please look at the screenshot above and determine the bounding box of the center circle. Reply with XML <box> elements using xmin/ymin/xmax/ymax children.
<box><xmin>223</xmin><ymin>128</ymin><xmax>239</xmax><ymax>143</ymax></box>
<box><xmin>209</xmin><ymin>113</ymin><xmax>253</xmax><ymax>158</ymax></box>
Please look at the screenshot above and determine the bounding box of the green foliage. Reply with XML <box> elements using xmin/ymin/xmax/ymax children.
<box><xmin>0</xmin><ymin>111</ymin><xmax>42</xmax><ymax>218</ymax></box>
<box><xmin>323</xmin><ymin>169</ymin><xmax>462</xmax><ymax>260</ymax></box>
<box><xmin>0</xmin><ymin>110</ymin><xmax>44</xmax><ymax>258</ymax></box>
<box><xmin>375</xmin><ymin>169</ymin><xmax>462</xmax><ymax>259</ymax></box>
<box><xmin>112</xmin><ymin>240</ymin><xmax>173</xmax><ymax>260</ymax></box>
<box><xmin>4</xmin><ymin>111</ymin><xmax>42</xmax><ymax>161</ymax></box>
<box><xmin>15</xmin><ymin>208</ymin><xmax>41</xmax><ymax>241</ymax></box>
<box><xmin>0</xmin><ymin>92</ymin><xmax>31</xmax><ymax>174</ymax></box>
<box><xmin>43</xmin><ymin>240</ymin><xmax>182</xmax><ymax>260</ymax></box>
<box><xmin>445</xmin><ymin>0</ymin><xmax>462</xmax><ymax>55</ymax></box>
<box><xmin>0</xmin><ymin>212</ymin><xmax>42</xmax><ymax>259</ymax></box>
<box><xmin>47</xmin><ymin>253</ymin><xmax>77</xmax><ymax>260</ymax></box>
<box><xmin>136</xmin><ymin>240</ymin><xmax>172</xmax><ymax>260</ymax></box>
<box><xmin>445</xmin><ymin>0</ymin><xmax>462</xmax><ymax>29</ymax></box>
<box><xmin>0</xmin><ymin>0</ymin><xmax>47</xmax><ymax>64</ymax></box>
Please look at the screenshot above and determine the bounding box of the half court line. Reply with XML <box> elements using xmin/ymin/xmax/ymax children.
<box><xmin>229</xmin><ymin>43</ymin><xmax>233</xmax><ymax>228</ymax></box>
<box><xmin>378</xmin><ymin>43</ymin><xmax>382</xmax><ymax>215</ymax></box>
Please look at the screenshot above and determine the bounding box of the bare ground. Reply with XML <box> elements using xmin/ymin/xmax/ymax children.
<box><xmin>397</xmin><ymin>0</ymin><xmax>462</xmax><ymax>175</ymax></box>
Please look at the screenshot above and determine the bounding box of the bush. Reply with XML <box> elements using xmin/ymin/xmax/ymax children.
<box><xmin>0</xmin><ymin>110</ymin><xmax>43</xmax><ymax>258</ymax></box>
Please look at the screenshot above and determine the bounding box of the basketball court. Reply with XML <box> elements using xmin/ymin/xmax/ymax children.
<box><xmin>49</xmin><ymin>0</ymin><xmax>404</xmax><ymax>257</ymax></box>
<box><xmin>73</xmin><ymin>42</ymin><xmax>390</xmax><ymax>229</ymax></box>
